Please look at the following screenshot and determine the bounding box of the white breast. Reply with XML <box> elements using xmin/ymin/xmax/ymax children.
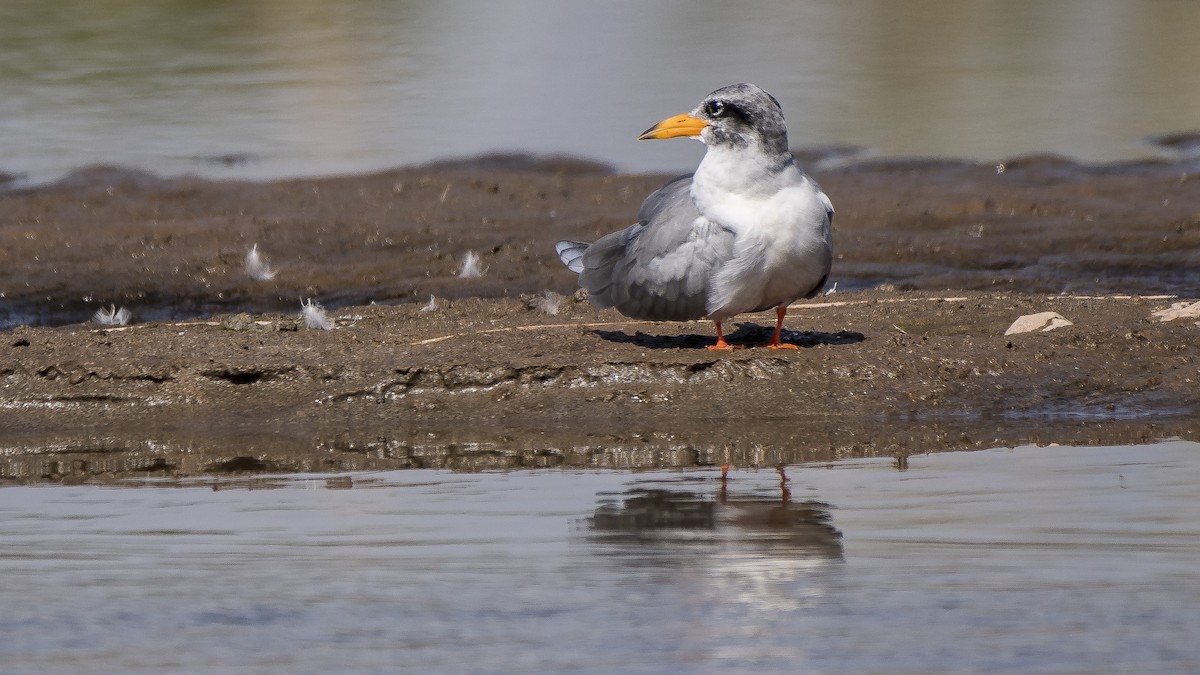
<box><xmin>690</xmin><ymin>147</ymin><xmax>833</xmax><ymax>321</ymax></box>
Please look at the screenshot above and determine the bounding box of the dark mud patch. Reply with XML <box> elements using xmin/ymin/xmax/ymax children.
<box><xmin>419</xmin><ymin>152</ymin><xmax>616</xmax><ymax>174</ymax></box>
<box><xmin>1</xmin><ymin>291</ymin><xmax>1197</xmax><ymax>484</ymax></box>
<box><xmin>1148</xmin><ymin>130</ymin><xmax>1200</xmax><ymax>157</ymax></box>
<box><xmin>2</xmin><ymin>154</ymin><xmax>1199</xmax><ymax>330</ymax></box>
<box><xmin>3</xmin><ymin>156</ymin><xmax>1200</xmax><ymax>482</ymax></box>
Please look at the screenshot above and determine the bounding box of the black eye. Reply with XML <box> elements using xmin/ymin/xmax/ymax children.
<box><xmin>705</xmin><ymin>100</ymin><xmax>726</xmax><ymax>117</ymax></box>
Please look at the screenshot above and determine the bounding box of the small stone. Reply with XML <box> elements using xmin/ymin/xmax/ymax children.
<box><xmin>1151</xmin><ymin>301</ymin><xmax>1200</xmax><ymax>322</ymax></box>
<box><xmin>1004</xmin><ymin>312</ymin><xmax>1073</xmax><ymax>335</ymax></box>
<box><xmin>221</xmin><ymin>313</ymin><xmax>255</xmax><ymax>331</ymax></box>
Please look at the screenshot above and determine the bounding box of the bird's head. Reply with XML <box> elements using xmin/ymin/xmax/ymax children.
<box><xmin>638</xmin><ymin>83</ymin><xmax>789</xmax><ymax>156</ymax></box>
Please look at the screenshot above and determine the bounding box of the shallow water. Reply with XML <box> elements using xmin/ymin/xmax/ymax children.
<box><xmin>3</xmin><ymin>1</ymin><xmax>1200</xmax><ymax>185</ymax></box>
<box><xmin>3</xmin><ymin>441</ymin><xmax>1198</xmax><ymax>673</ymax></box>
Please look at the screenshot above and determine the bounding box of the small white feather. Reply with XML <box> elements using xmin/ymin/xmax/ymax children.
<box><xmin>458</xmin><ymin>250</ymin><xmax>485</xmax><ymax>278</ymax></box>
<box><xmin>300</xmin><ymin>298</ymin><xmax>333</xmax><ymax>330</ymax></box>
<box><xmin>532</xmin><ymin>290</ymin><xmax>563</xmax><ymax>316</ymax></box>
<box><xmin>93</xmin><ymin>305</ymin><xmax>131</xmax><ymax>326</ymax></box>
<box><xmin>245</xmin><ymin>244</ymin><xmax>277</xmax><ymax>281</ymax></box>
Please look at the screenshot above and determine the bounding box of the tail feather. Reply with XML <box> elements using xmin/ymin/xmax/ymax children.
<box><xmin>555</xmin><ymin>240</ymin><xmax>590</xmax><ymax>273</ymax></box>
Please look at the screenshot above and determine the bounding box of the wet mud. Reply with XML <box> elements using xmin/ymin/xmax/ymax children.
<box><xmin>2</xmin><ymin>152</ymin><xmax>1199</xmax><ymax>482</ymax></box>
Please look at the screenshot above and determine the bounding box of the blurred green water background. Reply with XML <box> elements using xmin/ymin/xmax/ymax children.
<box><xmin>2</xmin><ymin>0</ymin><xmax>1198</xmax><ymax>183</ymax></box>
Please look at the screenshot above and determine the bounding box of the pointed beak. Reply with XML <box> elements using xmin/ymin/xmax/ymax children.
<box><xmin>638</xmin><ymin>113</ymin><xmax>709</xmax><ymax>140</ymax></box>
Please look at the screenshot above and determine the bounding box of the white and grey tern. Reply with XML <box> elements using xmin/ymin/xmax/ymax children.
<box><xmin>556</xmin><ymin>83</ymin><xmax>833</xmax><ymax>350</ymax></box>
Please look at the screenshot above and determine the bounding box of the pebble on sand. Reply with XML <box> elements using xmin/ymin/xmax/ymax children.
<box><xmin>1150</xmin><ymin>300</ymin><xmax>1200</xmax><ymax>323</ymax></box>
<box><xmin>1004</xmin><ymin>311</ymin><xmax>1073</xmax><ymax>335</ymax></box>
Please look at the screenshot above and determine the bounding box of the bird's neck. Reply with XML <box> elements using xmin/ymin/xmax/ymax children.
<box><xmin>692</xmin><ymin>144</ymin><xmax>797</xmax><ymax>202</ymax></box>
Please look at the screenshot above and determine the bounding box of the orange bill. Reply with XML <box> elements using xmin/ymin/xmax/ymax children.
<box><xmin>638</xmin><ymin>113</ymin><xmax>709</xmax><ymax>140</ymax></box>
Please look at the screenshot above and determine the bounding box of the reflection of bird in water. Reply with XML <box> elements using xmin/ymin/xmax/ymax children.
<box><xmin>721</xmin><ymin>463</ymin><xmax>790</xmax><ymax>510</ymax></box>
<box><xmin>557</xmin><ymin>83</ymin><xmax>834</xmax><ymax>350</ymax></box>
<box><xmin>587</xmin><ymin>468</ymin><xmax>842</xmax><ymax>612</ymax></box>
<box><xmin>588</xmin><ymin>466</ymin><xmax>842</xmax><ymax>560</ymax></box>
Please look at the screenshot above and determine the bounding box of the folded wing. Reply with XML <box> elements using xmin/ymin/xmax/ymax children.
<box><xmin>557</xmin><ymin>175</ymin><xmax>734</xmax><ymax>321</ymax></box>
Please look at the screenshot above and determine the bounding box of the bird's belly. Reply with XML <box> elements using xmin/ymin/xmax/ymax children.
<box><xmin>755</xmin><ymin>265</ymin><xmax>824</xmax><ymax>309</ymax></box>
<box><xmin>697</xmin><ymin>179</ymin><xmax>832</xmax><ymax>320</ymax></box>
<box><xmin>708</xmin><ymin>227</ymin><xmax>829</xmax><ymax>319</ymax></box>
<box><xmin>752</xmin><ymin>250</ymin><xmax>825</xmax><ymax>307</ymax></box>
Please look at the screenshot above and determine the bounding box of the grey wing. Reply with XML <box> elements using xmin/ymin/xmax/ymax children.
<box><xmin>804</xmin><ymin>186</ymin><xmax>834</xmax><ymax>299</ymax></box>
<box><xmin>819</xmin><ymin>188</ymin><xmax>834</xmax><ymax>227</ymax></box>
<box><xmin>554</xmin><ymin>240</ymin><xmax>588</xmax><ymax>273</ymax></box>
<box><xmin>574</xmin><ymin>174</ymin><xmax>733</xmax><ymax>321</ymax></box>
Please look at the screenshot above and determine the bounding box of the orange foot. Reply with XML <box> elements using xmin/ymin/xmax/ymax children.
<box><xmin>708</xmin><ymin>321</ymin><xmax>740</xmax><ymax>351</ymax></box>
<box><xmin>767</xmin><ymin>342</ymin><xmax>800</xmax><ymax>350</ymax></box>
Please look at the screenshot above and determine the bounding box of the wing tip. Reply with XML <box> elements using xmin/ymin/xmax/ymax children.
<box><xmin>555</xmin><ymin>240</ymin><xmax>589</xmax><ymax>273</ymax></box>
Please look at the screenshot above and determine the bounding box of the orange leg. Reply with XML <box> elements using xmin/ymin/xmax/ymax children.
<box><xmin>767</xmin><ymin>306</ymin><xmax>799</xmax><ymax>350</ymax></box>
<box><xmin>776</xmin><ymin>464</ymin><xmax>791</xmax><ymax>505</ymax></box>
<box><xmin>707</xmin><ymin>320</ymin><xmax>735</xmax><ymax>351</ymax></box>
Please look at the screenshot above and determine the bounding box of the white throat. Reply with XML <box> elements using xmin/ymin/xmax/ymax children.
<box><xmin>690</xmin><ymin>140</ymin><xmax>798</xmax><ymax>217</ymax></box>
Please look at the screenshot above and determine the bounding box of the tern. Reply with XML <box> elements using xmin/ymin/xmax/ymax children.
<box><xmin>556</xmin><ymin>83</ymin><xmax>833</xmax><ymax>350</ymax></box>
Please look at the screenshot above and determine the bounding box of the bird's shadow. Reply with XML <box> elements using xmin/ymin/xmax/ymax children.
<box><xmin>594</xmin><ymin>322</ymin><xmax>866</xmax><ymax>350</ymax></box>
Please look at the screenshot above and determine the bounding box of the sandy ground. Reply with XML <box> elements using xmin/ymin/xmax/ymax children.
<box><xmin>2</xmin><ymin>152</ymin><xmax>1199</xmax><ymax>483</ymax></box>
